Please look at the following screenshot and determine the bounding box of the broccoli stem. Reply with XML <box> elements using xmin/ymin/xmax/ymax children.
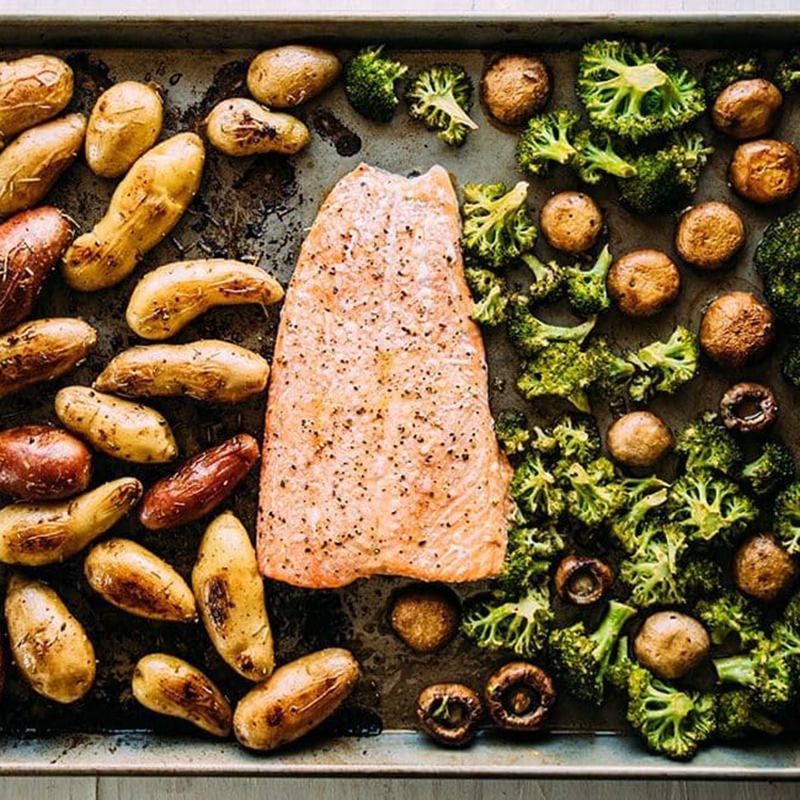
<box><xmin>624</xmin><ymin>63</ymin><xmax>669</xmax><ymax>93</ymax></box>
<box><xmin>591</xmin><ymin>600</ymin><xmax>637</xmax><ymax>666</ymax></box>
<box><xmin>467</xmin><ymin>182</ymin><xmax>528</xmax><ymax>242</ymax></box>
<box><xmin>752</xmin><ymin>710</ymin><xmax>784</xmax><ymax>737</ymax></box>
<box><xmin>714</xmin><ymin>655</ymin><xmax>757</xmax><ymax>688</ymax></box>
<box><xmin>433</xmin><ymin>94</ymin><xmax>478</xmax><ymax>131</ymax></box>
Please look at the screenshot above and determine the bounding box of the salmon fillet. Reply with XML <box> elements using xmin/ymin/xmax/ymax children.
<box><xmin>257</xmin><ymin>163</ymin><xmax>513</xmax><ymax>588</ymax></box>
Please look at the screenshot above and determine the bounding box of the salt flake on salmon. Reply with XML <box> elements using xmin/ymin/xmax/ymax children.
<box><xmin>257</xmin><ymin>163</ymin><xmax>513</xmax><ymax>588</ymax></box>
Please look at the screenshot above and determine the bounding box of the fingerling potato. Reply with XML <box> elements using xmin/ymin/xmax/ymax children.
<box><xmin>233</xmin><ymin>648</ymin><xmax>360</xmax><ymax>752</ymax></box>
<box><xmin>5</xmin><ymin>573</ymin><xmax>96</xmax><ymax>703</ymax></box>
<box><xmin>94</xmin><ymin>340</ymin><xmax>269</xmax><ymax>403</ymax></box>
<box><xmin>0</xmin><ymin>113</ymin><xmax>86</xmax><ymax>217</ymax></box>
<box><xmin>247</xmin><ymin>45</ymin><xmax>341</xmax><ymax>108</ymax></box>
<box><xmin>0</xmin><ymin>425</ymin><xmax>92</xmax><ymax>500</ymax></box>
<box><xmin>84</xmin><ymin>538</ymin><xmax>196</xmax><ymax>622</ymax></box>
<box><xmin>126</xmin><ymin>259</ymin><xmax>284</xmax><ymax>340</ymax></box>
<box><xmin>205</xmin><ymin>99</ymin><xmax>309</xmax><ymax>157</ymax></box>
<box><xmin>86</xmin><ymin>81</ymin><xmax>164</xmax><ymax>178</ymax></box>
<box><xmin>132</xmin><ymin>653</ymin><xmax>232</xmax><ymax>737</ymax></box>
<box><xmin>0</xmin><ymin>206</ymin><xmax>74</xmax><ymax>332</ymax></box>
<box><xmin>62</xmin><ymin>132</ymin><xmax>205</xmax><ymax>292</ymax></box>
<box><xmin>138</xmin><ymin>434</ymin><xmax>259</xmax><ymax>530</ymax></box>
<box><xmin>192</xmin><ymin>512</ymin><xmax>274</xmax><ymax>681</ymax></box>
<box><xmin>0</xmin><ymin>477</ymin><xmax>142</xmax><ymax>566</ymax></box>
<box><xmin>0</xmin><ymin>55</ymin><xmax>74</xmax><ymax>148</ymax></box>
<box><xmin>55</xmin><ymin>386</ymin><xmax>178</xmax><ymax>463</ymax></box>
<box><xmin>0</xmin><ymin>317</ymin><xmax>96</xmax><ymax>399</ymax></box>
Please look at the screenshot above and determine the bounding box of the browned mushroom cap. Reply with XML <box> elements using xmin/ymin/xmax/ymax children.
<box><xmin>416</xmin><ymin>683</ymin><xmax>483</xmax><ymax>747</ymax></box>
<box><xmin>481</xmin><ymin>54</ymin><xmax>551</xmax><ymax>126</ymax></box>
<box><xmin>539</xmin><ymin>192</ymin><xmax>603</xmax><ymax>255</ymax></box>
<box><xmin>389</xmin><ymin>585</ymin><xmax>460</xmax><ymax>653</ymax></box>
<box><xmin>712</xmin><ymin>79</ymin><xmax>783</xmax><ymax>140</ymax></box>
<box><xmin>675</xmin><ymin>202</ymin><xmax>746</xmax><ymax>270</ymax></box>
<box><xmin>734</xmin><ymin>532</ymin><xmax>798</xmax><ymax>603</ymax></box>
<box><xmin>729</xmin><ymin>139</ymin><xmax>800</xmax><ymax>204</ymax></box>
<box><xmin>719</xmin><ymin>382</ymin><xmax>778</xmax><ymax>433</ymax></box>
<box><xmin>633</xmin><ymin>611</ymin><xmax>710</xmax><ymax>681</ymax></box>
<box><xmin>606</xmin><ymin>411</ymin><xmax>675</xmax><ymax>469</ymax></box>
<box><xmin>484</xmin><ymin>661</ymin><xmax>556</xmax><ymax>732</ymax></box>
<box><xmin>607</xmin><ymin>249</ymin><xmax>680</xmax><ymax>318</ymax></box>
<box><xmin>554</xmin><ymin>555</ymin><xmax>614</xmax><ymax>605</ymax></box>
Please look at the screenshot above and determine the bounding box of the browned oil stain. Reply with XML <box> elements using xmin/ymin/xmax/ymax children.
<box><xmin>310</xmin><ymin>110</ymin><xmax>362</xmax><ymax>157</ymax></box>
<box><xmin>65</xmin><ymin>53</ymin><xmax>113</xmax><ymax>116</ymax></box>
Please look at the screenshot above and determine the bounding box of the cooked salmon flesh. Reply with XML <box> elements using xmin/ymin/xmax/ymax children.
<box><xmin>257</xmin><ymin>163</ymin><xmax>513</xmax><ymax>588</ymax></box>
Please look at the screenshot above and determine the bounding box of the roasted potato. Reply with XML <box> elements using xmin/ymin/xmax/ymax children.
<box><xmin>205</xmin><ymin>98</ymin><xmax>309</xmax><ymax>157</ymax></box>
<box><xmin>192</xmin><ymin>512</ymin><xmax>275</xmax><ymax>681</ymax></box>
<box><xmin>0</xmin><ymin>425</ymin><xmax>92</xmax><ymax>500</ymax></box>
<box><xmin>634</xmin><ymin>611</ymin><xmax>710</xmax><ymax>681</ymax></box>
<box><xmin>5</xmin><ymin>573</ymin><xmax>95</xmax><ymax>703</ymax></box>
<box><xmin>85</xmin><ymin>81</ymin><xmax>164</xmax><ymax>178</ymax></box>
<box><xmin>729</xmin><ymin>138</ymin><xmax>800</xmax><ymax>204</ymax></box>
<box><xmin>62</xmin><ymin>132</ymin><xmax>205</xmax><ymax>292</ymax></box>
<box><xmin>0</xmin><ymin>317</ymin><xmax>96</xmax><ymax>399</ymax></box>
<box><xmin>84</xmin><ymin>538</ymin><xmax>197</xmax><ymax>622</ymax></box>
<box><xmin>132</xmin><ymin>653</ymin><xmax>232</xmax><ymax>737</ymax></box>
<box><xmin>247</xmin><ymin>45</ymin><xmax>341</xmax><ymax>108</ymax></box>
<box><xmin>0</xmin><ymin>55</ymin><xmax>73</xmax><ymax>149</ymax></box>
<box><xmin>0</xmin><ymin>113</ymin><xmax>86</xmax><ymax>217</ymax></box>
<box><xmin>0</xmin><ymin>477</ymin><xmax>142</xmax><ymax>566</ymax></box>
<box><xmin>0</xmin><ymin>206</ymin><xmax>74</xmax><ymax>332</ymax></box>
<box><xmin>55</xmin><ymin>386</ymin><xmax>178</xmax><ymax>463</ymax></box>
<box><xmin>233</xmin><ymin>648</ymin><xmax>360</xmax><ymax>752</ymax></box>
<box><xmin>126</xmin><ymin>259</ymin><xmax>284</xmax><ymax>340</ymax></box>
<box><xmin>481</xmin><ymin>54</ymin><xmax>551</xmax><ymax>126</ymax></box>
<box><xmin>93</xmin><ymin>340</ymin><xmax>269</xmax><ymax>404</ymax></box>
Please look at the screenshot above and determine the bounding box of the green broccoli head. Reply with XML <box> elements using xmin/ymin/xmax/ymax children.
<box><xmin>565</xmin><ymin>244</ymin><xmax>613</xmax><ymax>319</ymax></box>
<box><xmin>627</xmin><ymin>325</ymin><xmax>700</xmax><ymax>401</ymax></box>
<box><xmin>716</xmin><ymin>689</ymin><xmax>783</xmax><ymax>741</ymax></box>
<box><xmin>493</xmin><ymin>410</ymin><xmax>531</xmax><ymax>457</ymax></box>
<box><xmin>405</xmin><ymin>63</ymin><xmax>477</xmax><ymax>146</ymax></box>
<box><xmin>678</xmin><ymin>557</ymin><xmax>725</xmax><ymax>603</ymax></box>
<box><xmin>587</xmin><ymin>337</ymin><xmax>637</xmax><ymax>395</ymax></box>
<box><xmin>497</xmin><ymin>523</ymin><xmax>565</xmax><ymax>594</ymax></box>
<box><xmin>607</xmin><ymin>476</ymin><xmax>670</xmax><ymax>553</ymax></box>
<box><xmin>782</xmin><ymin>340</ymin><xmax>800</xmax><ymax>388</ymax></box>
<box><xmin>754</xmin><ymin>210</ymin><xmax>800</xmax><ymax>321</ymax></box>
<box><xmin>507</xmin><ymin>304</ymin><xmax>597</xmax><ymax>357</ymax></box>
<box><xmin>510</xmin><ymin>450</ymin><xmax>565</xmax><ymax>521</ymax></box>
<box><xmin>740</xmin><ymin>441</ymin><xmax>796</xmax><ymax>497</ymax></box>
<box><xmin>606</xmin><ymin>635</ymin><xmax>634</xmax><ymax>691</ymax></box>
<box><xmin>695</xmin><ymin>591</ymin><xmax>764</xmax><ymax>648</ymax></box>
<box><xmin>774</xmin><ymin>481</ymin><xmax>800</xmax><ymax>555</ymax></box>
<box><xmin>562</xmin><ymin>457</ymin><xmax>626</xmax><ymax>528</ymax></box>
<box><xmin>516</xmin><ymin>109</ymin><xmax>580</xmax><ymax>177</ymax></box>
<box><xmin>547</xmin><ymin>600</ymin><xmax>637</xmax><ymax>706</ymax></box>
<box><xmin>571</xmin><ymin>128</ymin><xmax>637</xmax><ymax>185</ymax></box>
<box><xmin>343</xmin><ymin>45</ymin><xmax>409</xmax><ymax>122</ymax></box>
<box><xmin>576</xmin><ymin>39</ymin><xmax>705</xmax><ymax>143</ymax></box>
<box><xmin>675</xmin><ymin>412</ymin><xmax>743</xmax><ymax>477</ymax></box>
<box><xmin>550</xmin><ymin>413</ymin><xmax>602</xmax><ymax>463</ymax></box>
<box><xmin>461</xmin><ymin>181</ymin><xmax>537</xmax><ymax>269</ymax></box>
<box><xmin>520</xmin><ymin>253</ymin><xmax>566</xmax><ymax>305</ymax></box>
<box><xmin>774</xmin><ymin>49</ymin><xmax>800</xmax><ymax>94</ymax></box>
<box><xmin>702</xmin><ymin>52</ymin><xmax>764</xmax><ymax>100</ymax></box>
<box><xmin>782</xmin><ymin>590</ymin><xmax>800</xmax><ymax>630</ymax></box>
<box><xmin>465</xmin><ymin>266</ymin><xmax>509</xmax><ymax>326</ymax></box>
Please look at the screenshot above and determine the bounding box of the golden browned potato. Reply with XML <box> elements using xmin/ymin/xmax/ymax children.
<box><xmin>0</xmin><ymin>318</ymin><xmax>97</xmax><ymax>399</ymax></box>
<box><xmin>205</xmin><ymin>98</ymin><xmax>310</xmax><ymax>157</ymax></box>
<box><xmin>5</xmin><ymin>574</ymin><xmax>95</xmax><ymax>703</ymax></box>
<box><xmin>539</xmin><ymin>191</ymin><xmax>603</xmax><ymax>254</ymax></box>
<box><xmin>699</xmin><ymin>291</ymin><xmax>775</xmax><ymax>368</ymax></box>
<box><xmin>94</xmin><ymin>340</ymin><xmax>269</xmax><ymax>404</ymax></box>
<box><xmin>85</xmin><ymin>81</ymin><xmax>163</xmax><ymax>178</ymax></box>
<box><xmin>0</xmin><ymin>55</ymin><xmax>73</xmax><ymax>149</ymax></box>
<box><xmin>0</xmin><ymin>113</ymin><xmax>86</xmax><ymax>217</ymax></box>
<box><xmin>62</xmin><ymin>132</ymin><xmax>205</xmax><ymax>292</ymax></box>
<box><xmin>132</xmin><ymin>653</ymin><xmax>232</xmax><ymax>737</ymax></box>
<box><xmin>192</xmin><ymin>513</ymin><xmax>275</xmax><ymax>681</ymax></box>
<box><xmin>55</xmin><ymin>386</ymin><xmax>178</xmax><ymax>464</ymax></box>
<box><xmin>729</xmin><ymin>138</ymin><xmax>800</xmax><ymax>204</ymax></box>
<box><xmin>607</xmin><ymin>249</ymin><xmax>681</xmax><ymax>318</ymax></box>
<box><xmin>233</xmin><ymin>648</ymin><xmax>360</xmax><ymax>752</ymax></box>
<box><xmin>481</xmin><ymin>54</ymin><xmax>551</xmax><ymax>126</ymax></box>
<box><xmin>675</xmin><ymin>202</ymin><xmax>745</xmax><ymax>270</ymax></box>
<box><xmin>389</xmin><ymin>585</ymin><xmax>459</xmax><ymax>653</ymax></box>
<box><xmin>247</xmin><ymin>45</ymin><xmax>341</xmax><ymax>108</ymax></box>
<box><xmin>0</xmin><ymin>477</ymin><xmax>141</xmax><ymax>566</ymax></box>
<box><xmin>85</xmin><ymin>538</ymin><xmax>197</xmax><ymax>622</ymax></box>
<box><xmin>712</xmin><ymin>79</ymin><xmax>783</xmax><ymax>140</ymax></box>
<box><xmin>633</xmin><ymin>611</ymin><xmax>710</xmax><ymax>681</ymax></box>
<box><xmin>126</xmin><ymin>259</ymin><xmax>284</xmax><ymax>340</ymax></box>
<box><xmin>734</xmin><ymin>533</ymin><xmax>798</xmax><ymax>602</ymax></box>
<box><xmin>606</xmin><ymin>411</ymin><xmax>675</xmax><ymax>469</ymax></box>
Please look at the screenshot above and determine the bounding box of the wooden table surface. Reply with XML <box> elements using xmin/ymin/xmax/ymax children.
<box><xmin>4</xmin><ymin>1</ymin><xmax>800</xmax><ymax>796</ymax></box>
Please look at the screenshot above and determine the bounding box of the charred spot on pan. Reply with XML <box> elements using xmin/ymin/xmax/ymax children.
<box><xmin>64</xmin><ymin>53</ymin><xmax>113</xmax><ymax>115</ymax></box>
<box><xmin>310</xmin><ymin>110</ymin><xmax>362</xmax><ymax>157</ymax></box>
<box><xmin>180</xmin><ymin>60</ymin><xmax>249</xmax><ymax>133</ymax></box>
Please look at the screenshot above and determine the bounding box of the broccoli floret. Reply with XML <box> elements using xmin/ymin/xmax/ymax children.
<box><xmin>607</xmin><ymin>635</ymin><xmax>634</xmax><ymax>691</ymax></box>
<box><xmin>565</xmin><ymin>244</ymin><xmax>613</xmax><ymax>319</ymax></box>
<box><xmin>619</xmin><ymin>522</ymin><xmax>686</xmax><ymax>607</ymax></box>
<box><xmin>461</xmin><ymin>582</ymin><xmax>553</xmax><ymax>658</ymax></box>
<box><xmin>717</xmin><ymin>690</ymin><xmax>783</xmax><ymax>741</ymax></box>
<box><xmin>508</xmin><ymin>305</ymin><xmax>596</xmax><ymax>357</ymax></box>
<box><xmin>740</xmin><ymin>441</ymin><xmax>796</xmax><ymax>497</ymax></box>
<box><xmin>576</xmin><ymin>39</ymin><xmax>705</xmax><ymax>143</ymax></box>
<box><xmin>617</xmin><ymin>132</ymin><xmax>713</xmax><ymax>216</ymax></box>
<box><xmin>510</xmin><ymin>450</ymin><xmax>565</xmax><ymax>521</ymax></box>
<box><xmin>571</xmin><ymin>129</ymin><xmax>637</xmax><ymax>185</ymax></box>
<box><xmin>753</xmin><ymin>209</ymin><xmax>800</xmax><ymax>322</ymax></box>
<box><xmin>548</xmin><ymin>600</ymin><xmax>637</xmax><ymax>705</ymax></box>
<box><xmin>405</xmin><ymin>63</ymin><xmax>477</xmax><ymax>146</ymax></box>
<box><xmin>516</xmin><ymin>341</ymin><xmax>600</xmax><ymax>413</ymax></box>
<box><xmin>520</xmin><ymin>253</ymin><xmax>566</xmax><ymax>305</ymax></box>
<box><xmin>702</xmin><ymin>52</ymin><xmax>764</xmax><ymax>100</ymax></box>
<box><xmin>774</xmin><ymin>481</ymin><xmax>800</xmax><ymax>554</ymax></box>
<box><xmin>675</xmin><ymin>412</ymin><xmax>743</xmax><ymax>477</ymax></box>
<box><xmin>782</xmin><ymin>340</ymin><xmax>800</xmax><ymax>388</ymax></box>
<box><xmin>678</xmin><ymin>557</ymin><xmax>725</xmax><ymax>602</ymax></box>
<box><xmin>462</xmin><ymin>181</ymin><xmax>537</xmax><ymax>269</ymax></box>
<box><xmin>770</xmin><ymin>621</ymin><xmax>800</xmax><ymax>675</ymax></box>
<box><xmin>562</xmin><ymin>457</ymin><xmax>625</xmax><ymax>528</ymax></box>
<box><xmin>516</xmin><ymin>109</ymin><xmax>580</xmax><ymax>177</ymax></box>
<box><xmin>493</xmin><ymin>410</ymin><xmax>530</xmax><ymax>456</ymax></box>
<box><xmin>497</xmin><ymin>524</ymin><xmax>565</xmax><ymax>594</ymax></box>
<box><xmin>695</xmin><ymin>591</ymin><xmax>764</xmax><ymax>648</ymax></box>
<box><xmin>607</xmin><ymin>476</ymin><xmax>670</xmax><ymax>553</ymax></box>
<box><xmin>464</xmin><ymin>266</ymin><xmax>508</xmax><ymax>326</ymax></box>
<box><xmin>588</xmin><ymin>337</ymin><xmax>637</xmax><ymax>395</ymax></box>
<box><xmin>627</xmin><ymin>325</ymin><xmax>700</xmax><ymax>402</ymax></box>
<box><xmin>668</xmin><ymin>471</ymin><xmax>757</xmax><ymax>545</ymax></box>
<box><xmin>782</xmin><ymin>590</ymin><xmax>800</xmax><ymax>630</ymax></box>
<box><xmin>626</xmin><ymin>665</ymin><xmax>716</xmax><ymax>760</ymax></box>
<box><xmin>774</xmin><ymin>49</ymin><xmax>800</xmax><ymax>94</ymax></box>
<box><xmin>343</xmin><ymin>45</ymin><xmax>409</xmax><ymax>122</ymax></box>
<box><xmin>550</xmin><ymin>413</ymin><xmax>602</xmax><ymax>463</ymax></box>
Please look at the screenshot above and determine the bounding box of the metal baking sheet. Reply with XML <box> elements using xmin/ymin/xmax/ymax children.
<box><xmin>2</xmin><ymin>14</ymin><xmax>800</xmax><ymax>777</ymax></box>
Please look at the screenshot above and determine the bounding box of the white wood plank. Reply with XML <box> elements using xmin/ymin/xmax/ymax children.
<box><xmin>0</xmin><ymin>777</ymin><xmax>96</xmax><ymax>800</ymax></box>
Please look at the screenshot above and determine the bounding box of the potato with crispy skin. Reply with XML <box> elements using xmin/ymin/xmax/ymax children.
<box><xmin>247</xmin><ymin>46</ymin><xmax>341</xmax><ymax>108</ymax></box>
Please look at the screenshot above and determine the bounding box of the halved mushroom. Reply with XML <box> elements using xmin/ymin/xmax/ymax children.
<box><xmin>554</xmin><ymin>555</ymin><xmax>614</xmax><ymax>605</ymax></box>
<box><xmin>416</xmin><ymin>683</ymin><xmax>483</xmax><ymax>747</ymax></box>
<box><xmin>720</xmin><ymin>382</ymin><xmax>778</xmax><ymax>433</ymax></box>
<box><xmin>483</xmin><ymin>661</ymin><xmax>556</xmax><ymax>732</ymax></box>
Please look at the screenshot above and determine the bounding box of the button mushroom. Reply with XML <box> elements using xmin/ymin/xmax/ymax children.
<box><xmin>699</xmin><ymin>291</ymin><xmax>775</xmax><ymax>368</ymax></box>
<box><xmin>389</xmin><ymin>585</ymin><xmax>459</xmax><ymax>653</ymax></box>
<box><xmin>416</xmin><ymin>683</ymin><xmax>483</xmax><ymax>747</ymax></box>
<box><xmin>719</xmin><ymin>382</ymin><xmax>778</xmax><ymax>433</ymax></box>
<box><xmin>554</xmin><ymin>554</ymin><xmax>614</xmax><ymax>605</ymax></box>
<box><xmin>729</xmin><ymin>138</ymin><xmax>800</xmax><ymax>204</ymax></box>
<box><xmin>675</xmin><ymin>202</ymin><xmax>745</xmax><ymax>270</ymax></box>
<box><xmin>607</xmin><ymin>249</ymin><xmax>680</xmax><ymax>318</ymax></box>
<box><xmin>734</xmin><ymin>532</ymin><xmax>798</xmax><ymax>603</ymax></box>
<box><xmin>633</xmin><ymin>611</ymin><xmax>710</xmax><ymax>681</ymax></box>
<box><xmin>483</xmin><ymin>661</ymin><xmax>556</xmax><ymax>732</ymax></box>
<box><xmin>481</xmin><ymin>54</ymin><xmax>551</xmax><ymax>126</ymax></box>
<box><xmin>539</xmin><ymin>191</ymin><xmax>603</xmax><ymax>255</ymax></box>
<box><xmin>712</xmin><ymin>78</ymin><xmax>783</xmax><ymax>140</ymax></box>
<box><xmin>606</xmin><ymin>411</ymin><xmax>675</xmax><ymax>469</ymax></box>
